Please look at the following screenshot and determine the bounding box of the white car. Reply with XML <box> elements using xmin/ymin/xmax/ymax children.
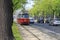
<box><xmin>29</xmin><ymin>17</ymin><xmax>34</xmax><ymax>24</ymax></box>
<box><xmin>49</xmin><ymin>18</ymin><xmax>60</xmax><ymax>26</ymax></box>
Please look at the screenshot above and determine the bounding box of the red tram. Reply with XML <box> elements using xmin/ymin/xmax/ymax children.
<box><xmin>17</xmin><ymin>13</ymin><xmax>30</xmax><ymax>25</ymax></box>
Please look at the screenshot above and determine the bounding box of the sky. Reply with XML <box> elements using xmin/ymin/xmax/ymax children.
<box><xmin>25</xmin><ymin>0</ymin><xmax>34</xmax><ymax>10</ymax></box>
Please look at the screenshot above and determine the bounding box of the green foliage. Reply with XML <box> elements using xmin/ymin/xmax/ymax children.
<box><xmin>29</xmin><ymin>0</ymin><xmax>60</xmax><ymax>18</ymax></box>
<box><xmin>12</xmin><ymin>0</ymin><xmax>26</xmax><ymax>10</ymax></box>
<box><xmin>12</xmin><ymin>22</ymin><xmax>23</xmax><ymax>40</ymax></box>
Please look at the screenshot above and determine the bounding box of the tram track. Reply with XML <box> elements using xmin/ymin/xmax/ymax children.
<box><xmin>18</xmin><ymin>24</ymin><xmax>41</xmax><ymax>40</ymax></box>
<box><xmin>17</xmin><ymin>24</ymin><xmax>58</xmax><ymax>40</ymax></box>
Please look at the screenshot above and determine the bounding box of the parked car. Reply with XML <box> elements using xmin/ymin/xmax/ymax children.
<box><xmin>37</xmin><ymin>18</ymin><xmax>44</xmax><ymax>23</ymax></box>
<box><xmin>49</xmin><ymin>18</ymin><xmax>60</xmax><ymax>26</ymax></box>
<box><xmin>29</xmin><ymin>17</ymin><xmax>34</xmax><ymax>24</ymax></box>
<box><xmin>45</xmin><ymin>18</ymin><xmax>50</xmax><ymax>23</ymax></box>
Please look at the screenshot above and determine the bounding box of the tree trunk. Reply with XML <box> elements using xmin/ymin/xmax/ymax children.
<box><xmin>0</xmin><ymin>0</ymin><xmax>13</xmax><ymax>40</ymax></box>
<box><xmin>52</xmin><ymin>10</ymin><xmax>55</xmax><ymax>19</ymax></box>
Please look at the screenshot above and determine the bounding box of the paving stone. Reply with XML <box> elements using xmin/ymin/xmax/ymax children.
<box><xmin>18</xmin><ymin>25</ymin><xmax>38</xmax><ymax>40</ymax></box>
<box><xmin>17</xmin><ymin>24</ymin><xmax>59</xmax><ymax>40</ymax></box>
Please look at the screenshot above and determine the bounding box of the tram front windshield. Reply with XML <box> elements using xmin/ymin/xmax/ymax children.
<box><xmin>18</xmin><ymin>14</ymin><xmax>29</xmax><ymax>18</ymax></box>
<box><xmin>22</xmin><ymin>14</ymin><xmax>29</xmax><ymax>18</ymax></box>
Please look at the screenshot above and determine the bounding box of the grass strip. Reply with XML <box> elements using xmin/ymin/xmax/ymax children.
<box><xmin>12</xmin><ymin>22</ymin><xmax>22</xmax><ymax>40</ymax></box>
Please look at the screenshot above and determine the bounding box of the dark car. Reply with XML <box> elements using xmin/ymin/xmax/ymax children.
<box><xmin>45</xmin><ymin>18</ymin><xmax>50</xmax><ymax>23</ymax></box>
<box><xmin>37</xmin><ymin>18</ymin><xmax>44</xmax><ymax>23</ymax></box>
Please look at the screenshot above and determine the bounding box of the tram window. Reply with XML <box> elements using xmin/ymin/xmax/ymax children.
<box><xmin>22</xmin><ymin>14</ymin><xmax>29</xmax><ymax>18</ymax></box>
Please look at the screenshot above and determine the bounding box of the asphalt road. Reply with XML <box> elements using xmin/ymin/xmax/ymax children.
<box><xmin>33</xmin><ymin>23</ymin><xmax>60</xmax><ymax>33</ymax></box>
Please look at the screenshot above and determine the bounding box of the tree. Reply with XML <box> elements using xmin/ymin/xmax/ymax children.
<box><xmin>29</xmin><ymin>0</ymin><xmax>60</xmax><ymax>18</ymax></box>
<box><xmin>12</xmin><ymin>0</ymin><xmax>27</xmax><ymax>10</ymax></box>
<box><xmin>0</xmin><ymin>0</ymin><xmax>13</xmax><ymax>40</ymax></box>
